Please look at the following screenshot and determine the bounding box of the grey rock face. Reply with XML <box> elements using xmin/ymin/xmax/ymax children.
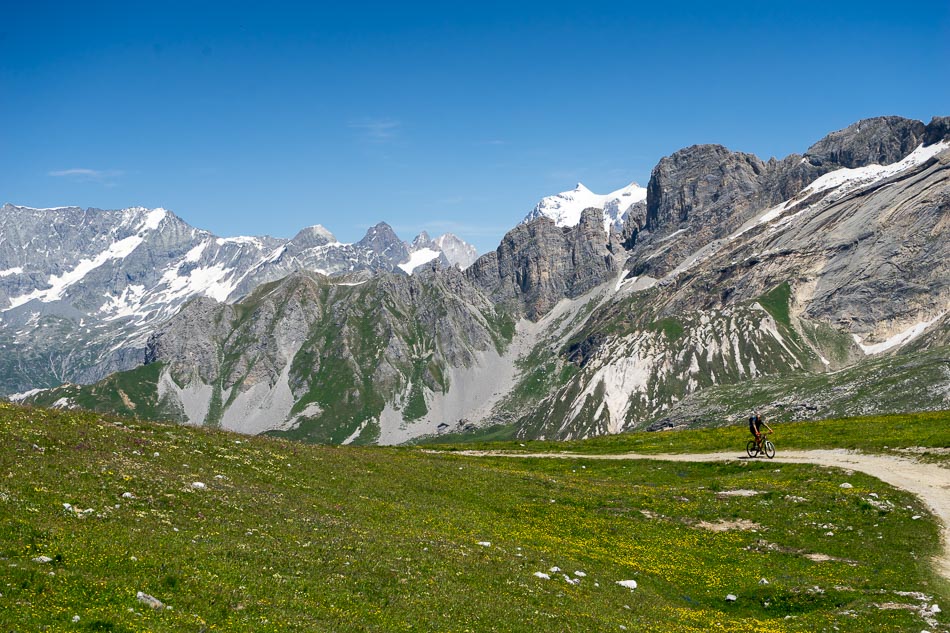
<box><xmin>466</xmin><ymin>207</ymin><xmax>621</xmax><ymax>320</ymax></box>
<box><xmin>644</xmin><ymin>144</ymin><xmax>766</xmax><ymax>233</ymax></box>
<box><xmin>433</xmin><ymin>233</ymin><xmax>479</xmax><ymax>269</ymax></box>
<box><xmin>634</xmin><ymin>145</ymin><xmax>824</xmax><ymax>277</ymax></box>
<box><xmin>803</xmin><ymin>116</ymin><xmax>926</xmax><ymax>168</ymax></box>
<box><xmin>924</xmin><ymin>116</ymin><xmax>950</xmax><ymax>146</ymax></box>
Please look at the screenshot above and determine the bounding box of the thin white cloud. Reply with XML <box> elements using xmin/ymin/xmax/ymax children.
<box><xmin>348</xmin><ymin>118</ymin><xmax>401</xmax><ymax>142</ymax></box>
<box><xmin>49</xmin><ymin>168</ymin><xmax>125</xmax><ymax>184</ymax></box>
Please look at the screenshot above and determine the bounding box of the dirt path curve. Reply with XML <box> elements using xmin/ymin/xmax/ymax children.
<box><xmin>452</xmin><ymin>448</ymin><xmax>950</xmax><ymax>581</ymax></box>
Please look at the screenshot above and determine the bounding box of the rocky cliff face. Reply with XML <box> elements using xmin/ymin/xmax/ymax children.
<box><xmin>802</xmin><ymin>116</ymin><xmax>927</xmax><ymax>168</ymax></box>
<box><xmin>467</xmin><ymin>207</ymin><xmax>622</xmax><ymax>320</ymax></box>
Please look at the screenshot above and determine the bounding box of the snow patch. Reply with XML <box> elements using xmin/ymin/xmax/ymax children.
<box><xmin>158</xmin><ymin>262</ymin><xmax>238</xmax><ymax>303</ymax></box>
<box><xmin>0</xmin><ymin>267</ymin><xmax>23</xmax><ymax>277</ymax></box>
<box><xmin>804</xmin><ymin>141</ymin><xmax>949</xmax><ymax>197</ymax></box>
<box><xmin>216</xmin><ymin>236</ymin><xmax>263</xmax><ymax>248</ymax></box>
<box><xmin>398</xmin><ymin>248</ymin><xmax>441</xmax><ymax>274</ymax></box>
<box><xmin>853</xmin><ymin>312</ymin><xmax>946</xmax><ymax>355</ymax></box>
<box><xmin>183</xmin><ymin>241</ymin><xmax>208</xmax><ymax>263</ymax></box>
<box><xmin>141</xmin><ymin>208</ymin><xmax>167</xmax><ymax>231</ymax></box>
<box><xmin>524</xmin><ymin>182</ymin><xmax>646</xmax><ymax>233</ymax></box>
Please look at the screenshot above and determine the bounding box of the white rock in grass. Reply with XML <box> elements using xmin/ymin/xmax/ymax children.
<box><xmin>121</xmin><ymin>492</ymin><xmax>134</xmax><ymax>499</ymax></box>
<box><xmin>759</xmin><ymin>578</ymin><xmax>769</xmax><ymax>585</ymax></box>
<box><xmin>476</xmin><ymin>541</ymin><xmax>491</xmax><ymax>547</ymax></box>
<box><xmin>191</xmin><ymin>482</ymin><xmax>206</xmax><ymax>490</ymax></box>
<box><xmin>825</xmin><ymin>531</ymin><xmax>834</xmax><ymax>536</ymax></box>
<box><xmin>839</xmin><ymin>483</ymin><xmax>853</xmax><ymax>489</ymax></box>
<box><xmin>136</xmin><ymin>591</ymin><xmax>165</xmax><ymax>610</ymax></box>
<box><xmin>932</xmin><ymin>604</ymin><xmax>941</xmax><ymax>613</ymax></box>
<box><xmin>725</xmin><ymin>594</ymin><xmax>737</xmax><ymax>602</ymax></box>
<box><xmin>72</xmin><ymin>615</ymin><xmax>80</xmax><ymax>623</ymax></box>
<box><xmin>32</xmin><ymin>556</ymin><xmax>52</xmax><ymax>563</ymax></box>
<box><xmin>549</xmin><ymin>566</ymin><xmax>561</xmax><ymax>573</ymax></box>
<box><xmin>617</xmin><ymin>580</ymin><xmax>637</xmax><ymax>590</ymax></box>
<box><xmin>563</xmin><ymin>574</ymin><xmax>580</xmax><ymax>585</ymax></box>
<box><xmin>912</xmin><ymin>515</ymin><xmax>922</xmax><ymax>520</ymax></box>
<box><xmin>574</xmin><ymin>571</ymin><xmax>587</xmax><ymax>577</ymax></box>
<box><xmin>533</xmin><ymin>572</ymin><xmax>551</xmax><ymax>580</ymax></box>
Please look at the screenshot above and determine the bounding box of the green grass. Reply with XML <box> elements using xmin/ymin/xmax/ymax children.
<box><xmin>432</xmin><ymin>410</ymin><xmax>950</xmax><ymax>460</ymax></box>
<box><xmin>2</xmin><ymin>403</ymin><xmax>948</xmax><ymax>632</ymax></box>
<box><xmin>647</xmin><ymin>317</ymin><xmax>685</xmax><ymax>342</ymax></box>
<box><xmin>758</xmin><ymin>282</ymin><xmax>793</xmax><ymax>329</ymax></box>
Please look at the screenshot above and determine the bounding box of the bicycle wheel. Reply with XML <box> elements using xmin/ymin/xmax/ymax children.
<box><xmin>764</xmin><ymin>440</ymin><xmax>776</xmax><ymax>459</ymax></box>
<box><xmin>746</xmin><ymin>440</ymin><xmax>758</xmax><ymax>458</ymax></box>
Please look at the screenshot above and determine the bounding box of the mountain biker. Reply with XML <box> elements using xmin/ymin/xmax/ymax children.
<box><xmin>749</xmin><ymin>410</ymin><xmax>773</xmax><ymax>448</ymax></box>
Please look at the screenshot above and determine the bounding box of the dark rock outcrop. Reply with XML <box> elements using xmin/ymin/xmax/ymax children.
<box><xmin>924</xmin><ymin>116</ymin><xmax>950</xmax><ymax>145</ymax></box>
<box><xmin>802</xmin><ymin>116</ymin><xmax>926</xmax><ymax>168</ymax></box>
<box><xmin>467</xmin><ymin>207</ymin><xmax>621</xmax><ymax>320</ymax></box>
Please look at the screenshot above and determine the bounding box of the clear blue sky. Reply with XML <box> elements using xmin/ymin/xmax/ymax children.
<box><xmin>2</xmin><ymin>1</ymin><xmax>948</xmax><ymax>253</ymax></box>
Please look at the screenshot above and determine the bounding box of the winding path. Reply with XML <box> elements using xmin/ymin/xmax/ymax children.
<box><xmin>454</xmin><ymin>448</ymin><xmax>950</xmax><ymax>581</ymax></box>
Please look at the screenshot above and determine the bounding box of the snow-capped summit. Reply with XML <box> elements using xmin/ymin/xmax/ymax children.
<box><xmin>523</xmin><ymin>182</ymin><xmax>647</xmax><ymax>232</ymax></box>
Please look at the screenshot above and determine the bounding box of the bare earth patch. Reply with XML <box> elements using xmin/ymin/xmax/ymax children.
<box><xmin>697</xmin><ymin>518</ymin><xmax>761</xmax><ymax>532</ymax></box>
<box><xmin>716</xmin><ymin>489</ymin><xmax>762</xmax><ymax>498</ymax></box>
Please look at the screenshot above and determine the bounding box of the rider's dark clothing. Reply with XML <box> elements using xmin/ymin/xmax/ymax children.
<box><xmin>749</xmin><ymin>415</ymin><xmax>763</xmax><ymax>437</ymax></box>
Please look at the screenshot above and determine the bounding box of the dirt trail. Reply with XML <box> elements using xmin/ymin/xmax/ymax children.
<box><xmin>454</xmin><ymin>448</ymin><xmax>950</xmax><ymax>581</ymax></box>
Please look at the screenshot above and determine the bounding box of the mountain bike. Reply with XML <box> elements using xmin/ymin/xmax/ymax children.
<box><xmin>746</xmin><ymin>431</ymin><xmax>775</xmax><ymax>459</ymax></box>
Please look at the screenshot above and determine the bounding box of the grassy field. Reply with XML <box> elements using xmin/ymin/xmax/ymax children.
<box><xmin>432</xmin><ymin>410</ymin><xmax>950</xmax><ymax>462</ymax></box>
<box><xmin>2</xmin><ymin>402</ymin><xmax>948</xmax><ymax>632</ymax></box>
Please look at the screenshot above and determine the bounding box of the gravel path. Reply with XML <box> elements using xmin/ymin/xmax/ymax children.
<box><xmin>454</xmin><ymin>448</ymin><xmax>950</xmax><ymax>581</ymax></box>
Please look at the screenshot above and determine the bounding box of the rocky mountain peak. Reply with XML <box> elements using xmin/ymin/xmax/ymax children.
<box><xmin>803</xmin><ymin>115</ymin><xmax>926</xmax><ymax>168</ymax></box>
<box><xmin>645</xmin><ymin>144</ymin><xmax>766</xmax><ymax>233</ymax></box>
<box><xmin>523</xmin><ymin>181</ymin><xmax>647</xmax><ymax>234</ymax></box>
<box><xmin>411</xmin><ymin>231</ymin><xmax>434</xmax><ymax>249</ymax></box>
<box><xmin>290</xmin><ymin>224</ymin><xmax>337</xmax><ymax>248</ymax></box>
<box><xmin>433</xmin><ymin>233</ymin><xmax>479</xmax><ymax>270</ymax></box>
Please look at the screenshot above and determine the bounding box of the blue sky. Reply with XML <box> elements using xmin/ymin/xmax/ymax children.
<box><xmin>2</xmin><ymin>1</ymin><xmax>948</xmax><ymax>253</ymax></box>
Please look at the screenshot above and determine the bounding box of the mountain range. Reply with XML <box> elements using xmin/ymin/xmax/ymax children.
<box><xmin>0</xmin><ymin>208</ymin><xmax>476</xmax><ymax>395</ymax></box>
<box><xmin>6</xmin><ymin>115</ymin><xmax>950</xmax><ymax>444</ymax></box>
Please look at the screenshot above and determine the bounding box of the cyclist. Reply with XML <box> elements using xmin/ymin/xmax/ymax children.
<box><xmin>749</xmin><ymin>410</ymin><xmax>773</xmax><ymax>449</ymax></box>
